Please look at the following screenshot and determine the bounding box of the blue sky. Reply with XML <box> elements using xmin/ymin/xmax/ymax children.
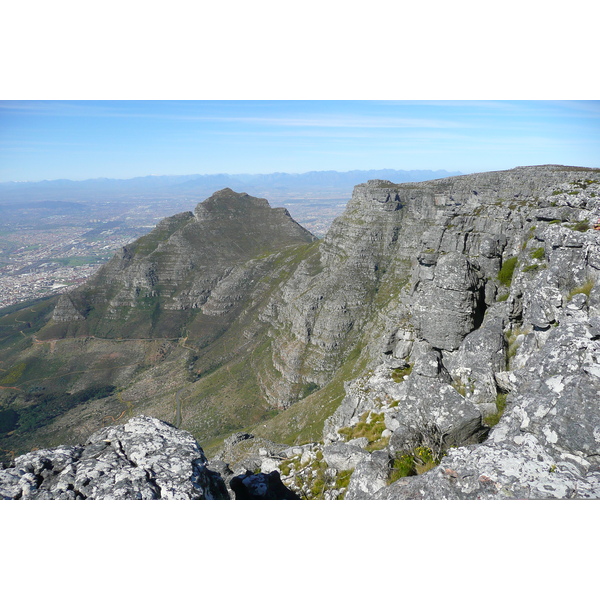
<box><xmin>0</xmin><ymin>100</ymin><xmax>598</xmax><ymax>182</ymax></box>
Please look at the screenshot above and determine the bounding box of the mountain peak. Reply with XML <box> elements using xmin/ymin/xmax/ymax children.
<box><xmin>196</xmin><ymin>188</ymin><xmax>270</xmax><ymax>217</ymax></box>
<box><xmin>42</xmin><ymin>187</ymin><xmax>316</xmax><ymax>339</ymax></box>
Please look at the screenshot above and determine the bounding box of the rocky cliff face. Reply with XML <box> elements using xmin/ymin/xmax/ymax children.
<box><xmin>256</xmin><ymin>166</ymin><xmax>600</xmax><ymax>406</ymax></box>
<box><xmin>252</xmin><ymin>165</ymin><xmax>600</xmax><ymax>499</ymax></box>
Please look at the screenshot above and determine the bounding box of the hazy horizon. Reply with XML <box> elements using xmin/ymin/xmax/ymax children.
<box><xmin>0</xmin><ymin>166</ymin><xmax>465</xmax><ymax>185</ymax></box>
<box><xmin>2</xmin><ymin>100</ymin><xmax>598</xmax><ymax>183</ymax></box>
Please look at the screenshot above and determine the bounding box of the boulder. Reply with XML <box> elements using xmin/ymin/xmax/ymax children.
<box><xmin>345</xmin><ymin>451</ymin><xmax>391</xmax><ymax>500</ymax></box>
<box><xmin>322</xmin><ymin>443</ymin><xmax>369</xmax><ymax>471</ymax></box>
<box><xmin>0</xmin><ymin>416</ymin><xmax>229</xmax><ymax>500</ymax></box>
<box><xmin>411</xmin><ymin>252</ymin><xmax>486</xmax><ymax>351</ymax></box>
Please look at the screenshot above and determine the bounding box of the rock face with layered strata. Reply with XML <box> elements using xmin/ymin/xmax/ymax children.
<box><xmin>257</xmin><ymin>166</ymin><xmax>600</xmax><ymax>409</ymax></box>
<box><xmin>315</xmin><ymin>166</ymin><xmax>600</xmax><ymax>499</ymax></box>
<box><xmin>48</xmin><ymin>188</ymin><xmax>316</xmax><ymax>337</ymax></box>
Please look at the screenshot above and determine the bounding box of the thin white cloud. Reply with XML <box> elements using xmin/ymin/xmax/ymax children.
<box><xmin>197</xmin><ymin>115</ymin><xmax>465</xmax><ymax>129</ymax></box>
<box><xmin>0</xmin><ymin>101</ymin><xmax>467</xmax><ymax>129</ymax></box>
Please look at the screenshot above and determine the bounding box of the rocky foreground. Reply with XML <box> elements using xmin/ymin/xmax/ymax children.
<box><xmin>0</xmin><ymin>415</ymin><xmax>301</xmax><ymax>500</ymax></box>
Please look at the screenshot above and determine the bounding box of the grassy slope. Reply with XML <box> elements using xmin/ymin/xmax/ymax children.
<box><xmin>0</xmin><ymin>242</ymin><xmax>318</xmax><ymax>458</ymax></box>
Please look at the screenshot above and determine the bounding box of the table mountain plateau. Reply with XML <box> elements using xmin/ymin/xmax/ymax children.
<box><xmin>2</xmin><ymin>165</ymin><xmax>600</xmax><ymax>499</ymax></box>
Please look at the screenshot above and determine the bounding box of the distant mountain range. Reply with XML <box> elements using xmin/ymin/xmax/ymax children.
<box><xmin>0</xmin><ymin>169</ymin><xmax>463</xmax><ymax>203</ymax></box>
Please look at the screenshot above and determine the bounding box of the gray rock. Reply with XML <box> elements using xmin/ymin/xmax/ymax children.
<box><xmin>322</xmin><ymin>443</ymin><xmax>369</xmax><ymax>471</ymax></box>
<box><xmin>0</xmin><ymin>416</ymin><xmax>229</xmax><ymax>500</ymax></box>
<box><xmin>375</xmin><ymin>296</ymin><xmax>600</xmax><ymax>499</ymax></box>
<box><xmin>345</xmin><ymin>451</ymin><xmax>391</xmax><ymax>499</ymax></box>
<box><xmin>347</xmin><ymin>437</ymin><xmax>370</xmax><ymax>449</ymax></box>
<box><xmin>411</xmin><ymin>252</ymin><xmax>486</xmax><ymax>351</ymax></box>
<box><xmin>318</xmin><ymin>169</ymin><xmax>600</xmax><ymax>500</ymax></box>
<box><xmin>411</xmin><ymin>342</ymin><xmax>452</xmax><ymax>380</ymax></box>
<box><xmin>388</xmin><ymin>424</ymin><xmax>429</xmax><ymax>456</ymax></box>
<box><xmin>444</xmin><ymin>315</ymin><xmax>507</xmax><ymax>404</ymax></box>
<box><xmin>390</xmin><ymin>373</ymin><xmax>486</xmax><ymax>448</ymax></box>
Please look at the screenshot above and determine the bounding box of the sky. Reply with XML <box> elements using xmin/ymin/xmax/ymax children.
<box><xmin>1</xmin><ymin>100</ymin><xmax>599</xmax><ymax>182</ymax></box>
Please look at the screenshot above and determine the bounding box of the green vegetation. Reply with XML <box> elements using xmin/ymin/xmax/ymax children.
<box><xmin>338</xmin><ymin>411</ymin><xmax>387</xmax><ymax>451</ymax></box>
<box><xmin>309</xmin><ymin>462</ymin><xmax>328</xmax><ymax>498</ymax></box>
<box><xmin>567</xmin><ymin>278</ymin><xmax>595</xmax><ymax>301</ymax></box>
<box><xmin>335</xmin><ymin>469</ymin><xmax>353</xmax><ymax>491</ymax></box>
<box><xmin>451</xmin><ymin>376</ymin><xmax>474</xmax><ymax>397</ymax></box>
<box><xmin>248</xmin><ymin>339</ymin><xmax>371</xmax><ymax>448</ymax></box>
<box><xmin>506</xmin><ymin>326</ymin><xmax>530</xmax><ymax>366</ymax></box>
<box><xmin>11</xmin><ymin>385</ymin><xmax>117</xmax><ymax>435</ymax></box>
<box><xmin>483</xmin><ymin>393</ymin><xmax>508</xmax><ymax>428</ymax></box>
<box><xmin>278</xmin><ymin>453</ymin><xmax>354</xmax><ymax>500</ymax></box>
<box><xmin>497</xmin><ymin>256</ymin><xmax>518</xmax><ymax>287</ymax></box>
<box><xmin>530</xmin><ymin>247</ymin><xmax>545</xmax><ymax>260</ymax></box>
<box><xmin>391</xmin><ymin>364</ymin><xmax>412</xmax><ymax>383</ymax></box>
<box><xmin>566</xmin><ymin>220</ymin><xmax>589</xmax><ymax>232</ymax></box>
<box><xmin>413</xmin><ymin>446</ymin><xmax>438</xmax><ymax>474</ymax></box>
<box><xmin>300</xmin><ymin>382</ymin><xmax>319</xmax><ymax>398</ymax></box>
<box><xmin>388</xmin><ymin>454</ymin><xmax>416</xmax><ymax>482</ymax></box>
<box><xmin>51</xmin><ymin>256</ymin><xmax>108</xmax><ymax>267</ymax></box>
<box><xmin>0</xmin><ymin>408</ymin><xmax>19</xmax><ymax>434</ymax></box>
<box><xmin>571</xmin><ymin>179</ymin><xmax>598</xmax><ymax>189</ymax></box>
<box><xmin>0</xmin><ymin>362</ymin><xmax>26</xmax><ymax>386</ymax></box>
<box><xmin>522</xmin><ymin>263</ymin><xmax>543</xmax><ymax>273</ymax></box>
<box><xmin>388</xmin><ymin>446</ymin><xmax>441</xmax><ymax>484</ymax></box>
<box><xmin>370</xmin><ymin>258</ymin><xmax>411</xmax><ymax>311</ymax></box>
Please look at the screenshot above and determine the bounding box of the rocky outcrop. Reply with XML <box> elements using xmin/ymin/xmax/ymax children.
<box><xmin>411</xmin><ymin>252</ymin><xmax>486</xmax><ymax>350</ymax></box>
<box><xmin>0</xmin><ymin>416</ymin><xmax>230</xmax><ymax>499</ymax></box>
<box><xmin>315</xmin><ymin>167</ymin><xmax>600</xmax><ymax>499</ymax></box>
<box><xmin>0</xmin><ymin>416</ymin><xmax>307</xmax><ymax>500</ymax></box>
<box><xmin>375</xmin><ymin>290</ymin><xmax>600</xmax><ymax>499</ymax></box>
<box><xmin>52</xmin><ymin>294</ymin><xmax>86</xmax><ymax>322</ymax></box>
<box><xmin>235</xmin><ymin>166</ymin><xmax>600</xmax><ymax>500</ymax></box>
<box><xmin>256</xmin><ymin>166</ymin><xmax>599</xmax><ymax>408</ymax></box>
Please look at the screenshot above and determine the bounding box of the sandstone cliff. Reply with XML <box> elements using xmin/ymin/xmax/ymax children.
<box><xmin>248</xmin><ymin>165</ymin><xmax>600</xmax><ymax>499</ymax></box>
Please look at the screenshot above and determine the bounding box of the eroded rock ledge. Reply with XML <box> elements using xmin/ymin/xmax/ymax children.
<box><xmin>0</xmin><ymin>416</ymin><xmax>300</xmax><ymax>500</ymax></box>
